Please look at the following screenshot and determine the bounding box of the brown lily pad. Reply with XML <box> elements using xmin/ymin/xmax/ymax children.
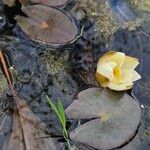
<box><xmin>15</xmin><ymin>5</ymin><xmax>77</xmax><ymax>46</ymax></box>
<box><xmin>65</xmin><ymin>88</ymin><xmax>141</xmax><ymax>150</ymax></box>
<box><xmin>31</xmin><ymin>0</ymin><xmax>68</xmax><ymax>7</ymax></box>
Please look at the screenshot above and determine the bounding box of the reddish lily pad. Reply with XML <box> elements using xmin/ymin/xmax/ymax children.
<box><xmin>66</xmin><ymin>88</ymin><xmax>141</xmax><ymax>150</ymax></box>
<box><xmin>31</xmin><ymin>0</ymin><xmax>68</xmax><ymax>7</ymax></box>
<box><xmin>15</xmin><ymin>5</ymin><xmax>77</xmax><ymax>45</ymax></box>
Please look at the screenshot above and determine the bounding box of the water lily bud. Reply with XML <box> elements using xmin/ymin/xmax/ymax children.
<box><xmin>96</xmin><ymin>51</ymin><xmax>141</xmax><ymax>91</ymax></box>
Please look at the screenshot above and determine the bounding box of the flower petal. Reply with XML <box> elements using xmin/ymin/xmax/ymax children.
<box><xmin>97</xmin><ymin>61</ymin><xmax>117</xmax><ymax>81</ymax></box>
<box><xmin>95</xmin><ymin>72</ymin><xmax>109</xmax><ymax>87</ymax></box>
<box><xmin>99</xmin><ymin>51</ymin><xmax>125</xmax><ymax>68</ymax></box>
<box><xmin>108</xmin><ymin>81</ymin><xmax>133</xmax><ymax>91</ymax></box>
<box><xmin>119</xmin><ymin>69</ymin><xmax>133</xmax><ymax>84</ymax></box>
<box><xmin>122</xmin><ymin>56</ymin><xmax>139</xmax><ymax>70</ymax></box>
<box><xmin>132</xmin><ymin>70</ymin><xmax>141</xmax><ymax>81</ymax></box>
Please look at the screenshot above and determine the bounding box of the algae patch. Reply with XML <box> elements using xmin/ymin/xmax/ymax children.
<box><xmin>42</xmin><ymin>50</ymin><xmax>69</xmax><ymax>75</ymax></box>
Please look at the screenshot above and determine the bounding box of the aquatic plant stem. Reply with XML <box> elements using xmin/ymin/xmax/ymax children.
<box><xmin>67</xmin><ymin>139</ymin><xmax>71</xmax><ymax>150</ymax></box>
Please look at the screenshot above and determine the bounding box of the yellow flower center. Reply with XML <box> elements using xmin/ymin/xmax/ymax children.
<box><xmin>113</xmin><ymin>67</ymin><xmax>121</xmax><ymax>79</ymax></box>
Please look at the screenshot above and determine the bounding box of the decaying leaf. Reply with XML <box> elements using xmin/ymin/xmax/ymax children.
<box><xmin>3</xmin><ymin>95</ymin><xmax>56</xmax><ymax>150</ymax></box>
<box><xmin>31</xmin><ymin>0</ymin><xmax>68</xmax><ymax>7</ymax></box>
<box><xmin>15</xmin><ymin>5</ymin><xmax>77</xmax><ymax>46</ymax></box>
<box><xmin>0</xmin><ymin>49</ymin><xmax>56</xmax><ymax>150</ymax></box>
<box><xmin>3</xmin><ymin>0</ymin><xmax>16</xmax><ymax>7</ymax></box>
<box><xmin>65</xmin><ymin>88</ymin><xmax>141</xmax><ymax>150</ymax></box>
<box><xmin>0</xmin><ymin>50</ymin><xmax>13</xmax><ymax>90</ymax></box>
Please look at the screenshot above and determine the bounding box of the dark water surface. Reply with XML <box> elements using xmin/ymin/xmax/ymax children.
<box><xmin>0</xmin><ymin>0</ymin><xmax>149</xmax><ymax>150</ymax></box>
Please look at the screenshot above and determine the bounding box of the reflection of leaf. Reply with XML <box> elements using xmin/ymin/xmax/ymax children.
<box><xmin>65</xmin><ymin>88</ymin><xmax>141</xmax><ymax>150</ymax></box>
<box><xmin>31</xmin><ymin>0</ymin><xmax>67</xmax><ymax>7</ymax></box>
<box><xmin>3</xmin><ymin>96</ymin><xmax>56</xmax><ymax>150</ymax></box>
<box><xmin>15</xmin><ymin>5</ymin><xmax>77</xmax><ymax>46</ymax></box>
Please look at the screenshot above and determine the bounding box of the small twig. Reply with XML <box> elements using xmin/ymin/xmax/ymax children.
<box><xmin>75</xmin><ymin>70</ymin><xmax>88</xmax><ymax>85</ymax></box>
<box><xmin>136</xmin><ymin>35</ymin><xmax>143</xmax><ymax>73</ymax></box>
<box><xmin>0</xmin><ymin>113</ymin><xmax>8</xmax><ymax>135</ymax></box>
<box><xmin>70</xmin><ymin>26</ymin><xmax>84</xmax><ymax>44</ymax></box>
<box><xmin>140</xmin><ymin>29</ymin><xmax>150</xmax><ymax>38</ymax></box>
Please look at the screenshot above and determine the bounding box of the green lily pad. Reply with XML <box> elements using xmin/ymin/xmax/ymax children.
<box><xmin>65</xmin><ymin>88</ymin><xmax>141</xmax><ymax>150</ymax></box>
<box><xmin>31</xmin><ymin>0</ymin><xmax>68</xmax><ymax>7</ymax></box>
<box><xmin>15</xmin><ymin>5</ymin><xmax>77</xmax><ymax>46</ymax></box>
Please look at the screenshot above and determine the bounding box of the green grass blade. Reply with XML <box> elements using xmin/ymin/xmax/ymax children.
<box><xmin>46</xmin><ymin>96</ymin><xmax>68</xmax><ymax>140</ymax></box>
<box><xmin>46</xmin><ymin>96</ymin><xmax>60</xmax><ymax>118</ymax></box>
<box><xmin>57</xmin><ymin>98</ymin><xmax>66</xmax><ymax>127</ymax></box>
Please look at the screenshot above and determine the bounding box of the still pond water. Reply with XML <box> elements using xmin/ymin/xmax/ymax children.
<box><xmin>0</xmin><ymin>0</ymin><xmax>149</xmax><ymax>150</ymax></box>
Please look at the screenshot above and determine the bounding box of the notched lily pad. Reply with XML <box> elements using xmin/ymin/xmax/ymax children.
<box><xmin>15</xmin><ymin>5</ymin><xmax>77</xmax><ymax>46</ymax></box>
<box><xmin>65</xmin><ymin>88</ymin><xmax>141</xmax><ymax>150</ymax></box>
<box><xmin>31</xmin><ymin>0</ymin><xmax>68</xmax><ymax>7</ymax></box>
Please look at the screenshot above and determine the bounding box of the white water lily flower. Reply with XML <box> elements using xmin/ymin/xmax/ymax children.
<box><xmin>96</xmin><ymin>51</ymin><xmax>141</xmax><ymax>91</ymax></box>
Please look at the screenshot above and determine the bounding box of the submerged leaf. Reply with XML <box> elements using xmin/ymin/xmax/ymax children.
<box><xmin>31</xmin><ymin>0</ymin><xmax>68</xmax><ymax>7</ymax></box>
<box><xmin>15</xmin><ymin>5</ymin><xmax>77</xmax><ymax>45</ymax></box>
<box><xmin>3</xmin><ymin>96</ymin><xmax>56</xmax><ymax>150</ymax></box>
<box><xmin>66</xmin><ymin>88</ymin><xmax>141</xmax><ymax>150</ymax></box>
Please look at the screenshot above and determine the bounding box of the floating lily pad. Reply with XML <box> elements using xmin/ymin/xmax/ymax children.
<box><xmin>15</xmin><ymin>5</ymin><xmax>77</xmax><ymax>45</ymax></box>
<box><xmin>65</xmin><ymin>88</ymin><xmax>141</xmax><ymax>150</ymax></box>
<box><xmin>31</xmin><ymin>0</ymin><xmax>68</xmax><ymax>7</ymax></box>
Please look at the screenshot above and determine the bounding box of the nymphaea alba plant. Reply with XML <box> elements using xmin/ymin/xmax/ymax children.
<box><xmin>96</xmin><ymin>51</ymin><xmax>141</xmax><ymax>91</ymax></box>
<box><xmin>65</xmin><ymin>88</ymin><xmax>141</xmax><ymax>150</ymax></box>
<box><xmin>15</xmin><ymin>5</ymin><xmax>77</xmax><ymax>46</ymax></box>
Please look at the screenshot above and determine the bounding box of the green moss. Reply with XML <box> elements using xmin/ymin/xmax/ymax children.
<box><xmin>73</xmin><ymin>0</ymin><xmax>142</xmax><ymax>42</ymax></box>
<box><xmin>42</xmin><ymin>51</ymin><xmax>69</xmax><ymax>75</ymax></box>
<box><xmin>0</xmin><ymin>73</ymin><xmax>7</xmax><ymax>95</ymax></box>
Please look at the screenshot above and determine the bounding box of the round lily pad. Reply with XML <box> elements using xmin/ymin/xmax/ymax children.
<box><xmin>31</xmin><ymin>0</ymin><xmax>68</xmax><ymax>7</ymax></box>
<box><xmin>65</xmin><ymin>88</ymin><xmax>141</xmax><ymax>150</ymax></box>
<box><xmin>15</xmin><ymin>5</ymin><xmax>77</xmax><ymax>46</ymax></box>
